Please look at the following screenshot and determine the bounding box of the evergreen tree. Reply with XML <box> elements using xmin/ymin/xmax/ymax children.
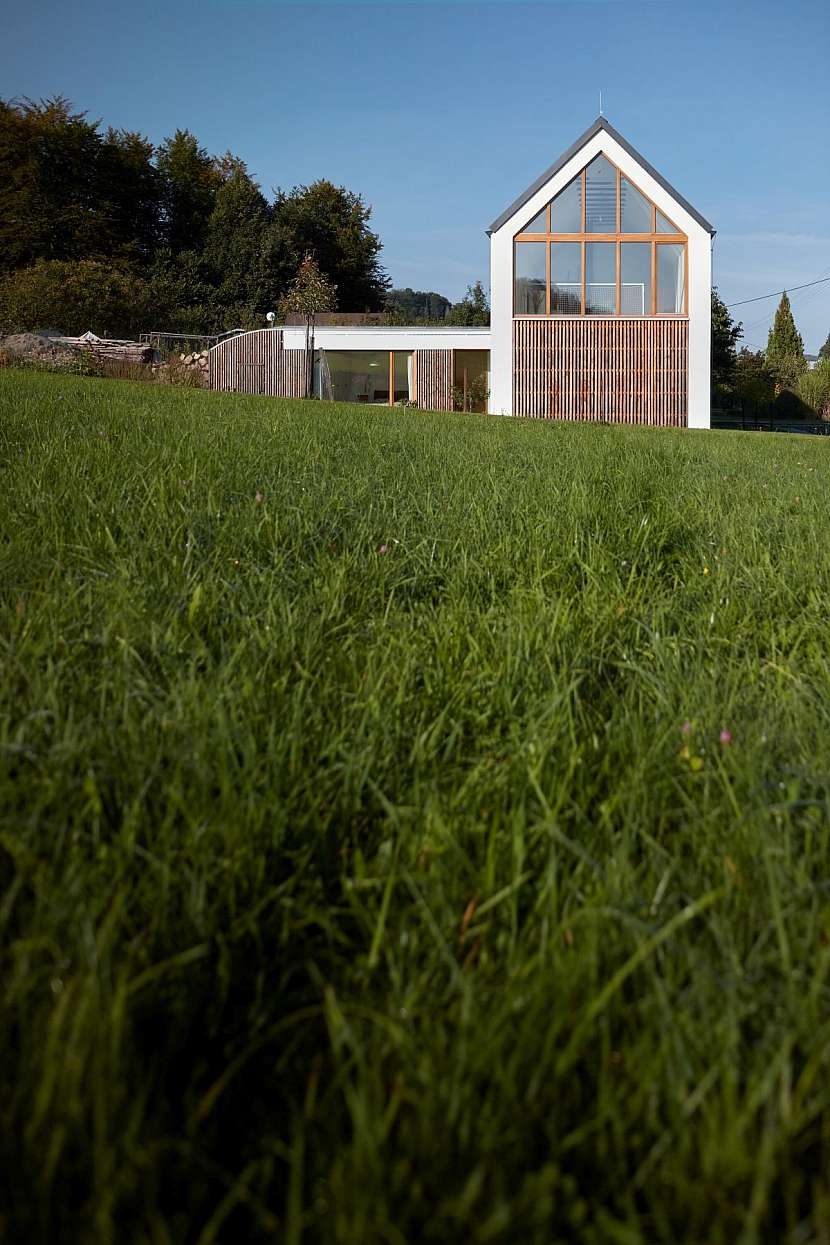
<box><xmin>711</xmin><ymin>288</ymin><xmax>742</xmax><ymax>391</ymax></box>
<box><xmin>766</xmin><ymin>292</ymin><xmax>806</xmax><ymax>388</ymax></box>
<box><xmin>155</xmin><ymin>130</ymin><xmax>220</xmax><ymax>254</ymax></box>
<box><xmin>202</xmin><ymin>164</ymin><xmax>273</xmax><ymax>315</ymax></box>
<box><xmin>96</xmin><ymin>128</ymin><xmax>160</xmax><ymax>265</ymax></box>
<box><xmin>819</xmin><ymin>331</ymin><xmax>830</xmax><ymax>361</ymax></box>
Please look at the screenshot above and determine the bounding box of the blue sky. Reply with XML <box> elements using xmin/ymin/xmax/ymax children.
<box><xmin>2</xmin><ymin>0</ymin><xmax>829</xmax><ymax>350</ymax></box>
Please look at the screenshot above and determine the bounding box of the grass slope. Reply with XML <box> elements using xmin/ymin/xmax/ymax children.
<box><xmin>3</xmin><ymin>369</ymin><xmax>830</xmax><ymax>1244</ymax></box>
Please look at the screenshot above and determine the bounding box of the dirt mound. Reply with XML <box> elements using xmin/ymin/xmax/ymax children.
<box><xmin>1</xmin><ymin>332</ymin><xmax>81</xmax><ymax>364</ymax></box>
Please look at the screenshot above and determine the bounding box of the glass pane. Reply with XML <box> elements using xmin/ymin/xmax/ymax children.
<box><xmin>620</xmin><ymin>243</ymin><xmax>652</xmax><ymax>315</ymax></box>
<box><xmin>550</xmin><ymin>176</ymin><xmax>582</xmax><ymax>232</ymax></box>
<box><xmin>585</xmin><ymin>242</ymin><xmax>616</xmax><ymax>314</ymax></box>
<box><xmin>656</xmin><ymin>244</ymin><xmax>685</xmax><ymax>313</ymax></box>
<box><xmin>323</xmin><ymin>351</ymin><xmax>391</xmax><ymax>404</ymax></box>
<box><xmin>521</xmin><ymin>207</ymin><xmax>547</xmax><ymax>234</ymax></box>
<box><xmin>454</xmin><ymin>350</ymin><xmax>490</xmax><ymax>412</ymax></box>
<box><xmin>620</xmin><ymin>177</ymin><xmax>652</xmax><ymax>233</ymax></box>
<box><xmin>551</xmin><ymin>242</ymin><xmax>581</xmax><ymax>314</ymax></box>
<box><xmin>585</xmin><ymin>155</ymin><xmax>616</xmax><ymax>233</ymax></box>
<box><xmin>393</xmin><ymin>351</ymin><xmax>414</xmax><ymax>403</ymax></box>
<box><xmin>656</xmin><ymin>210</ymin><xmax>677</xmax><ymax>234</ymax></box>
<box><xmin>514</xmin><ymin>242</ymin><xmax>546</xmax><ymax>314</ymax></box>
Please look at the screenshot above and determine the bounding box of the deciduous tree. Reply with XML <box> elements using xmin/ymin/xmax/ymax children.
<box><xmin>274</xmin><ymin>181</ymin><xmax>388</xmax><ymax>311</ymax></box>
<box><xmin>447</xmin><ymin>281</ymin><xmax>490</xmax><ymax>326</ymax></box>
<box><xmin>279</xmin><ymin>253</ymin><xmax>337</xmax><ymax>396</ymax></box>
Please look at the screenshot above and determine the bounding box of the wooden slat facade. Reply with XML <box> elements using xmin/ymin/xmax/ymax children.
<box><xmin>415</xmin><ymin>349</ymin><xmax>454</xmax><ymax>411</ymax></box>
<box><xmin>209</xmin><ymin>329</ymin><xmax>309</xmax><ymax>397</ymax></box>
<box><xmin>513</xmin><ymin>317</ymin><xmax>688</xmax><ymax>426</ymax></box>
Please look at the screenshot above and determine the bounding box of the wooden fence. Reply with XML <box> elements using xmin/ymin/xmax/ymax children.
<box><xmin>208</xmin><ymin>329</ymin><xmax>308</xmax><ymax>397</ymax></box>
<box><xmin>513</xmin><ymin>318</ymin><xmax>688</xmax><ymax>425</ymax></box>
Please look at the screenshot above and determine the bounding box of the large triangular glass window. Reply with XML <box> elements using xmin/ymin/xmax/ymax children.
<box><xmin>620</xmin><ymin>177</ymin><xmax>651</xmax><ymax>233</ymax></box>
<box><xmin>523</xmin><ymin>207</ymin><xmax>547</xmax><ymax>234</ymax></box>
<box><xmin>550</xmin><ymin>176</ymin><xmax>582</xmax><ymax>232</ymax></box>
<box><xmin>513</xmin><ymin>155</ymin><xmax>687</xmax><ymax>316</ymax></box>
<box><xmin>585</xmin><ymin>155</ymin><xmax>616</xmax><ymax>232</ymax></box>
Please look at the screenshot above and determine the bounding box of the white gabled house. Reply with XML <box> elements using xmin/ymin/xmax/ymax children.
<box><xmin>210</xmin><ymin>117</ymin><xmax>714</xmax><ymax>428</ymax></box>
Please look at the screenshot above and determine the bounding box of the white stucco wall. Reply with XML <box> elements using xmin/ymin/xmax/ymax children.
<box><xmin>488</xmin><ymin>130</ymin><xmax>712</xmax><ymax>427</ymax></box>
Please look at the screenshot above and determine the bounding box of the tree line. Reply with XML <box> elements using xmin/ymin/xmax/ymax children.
<box><xmin>712</xmin><ymin>289</ymin><xmax>830</xmax><ymax>419</ymax></box>
<box><xmin>0</xmin><ymin>96</ymin><xmax>391</xmax><ymax>338</ymax></box>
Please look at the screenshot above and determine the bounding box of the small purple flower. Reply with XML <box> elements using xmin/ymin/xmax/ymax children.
<box><xmin>681</xmin><ymin>720</ymin><xmax>692</xmax><ymax>737</ymax></box>
<box><xmin>378</xmin><ymin>543</ymin><xmax>388</xmax><ymax>555</ymax></box>
<box><xmin>255</xmin><ymin>491</ymin><xmax>264</xmax><ymax>504</ymax></box>
<box><xmin>719</xmin><ymin>729</ymin><xmax>733</xmax><ymax>746</ymax></box>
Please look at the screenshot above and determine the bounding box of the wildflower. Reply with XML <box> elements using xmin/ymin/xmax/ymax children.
<box><xmin>255</xmin><ymin>492</ymin><xmax>264</xmax><ymax>504</ymax></box>
<box><xmin>378</xmin><ymin>543</ymin><xmax>388</xmax><ymax>555</ymax></box>
<box><xmin>681</xmin><ymin>720</ymin><xmax>692</xmax><ymax>736</ymax></box>
<box><xmin>719</xmin><ymin>729</ymin><xmax>733</xmax><ymax>746</ymax></box>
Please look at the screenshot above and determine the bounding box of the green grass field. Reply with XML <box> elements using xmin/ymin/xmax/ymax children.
<box><xmin>3</xmin><ymin>368</ymin><xmax>830</xmax><ymax>1244</ymax></box>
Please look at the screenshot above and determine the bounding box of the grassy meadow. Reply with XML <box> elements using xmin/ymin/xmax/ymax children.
<box><xmin>4</xmin><ymin>368</ymin><xmax>830</xmax><ymax>1244</ymax></box>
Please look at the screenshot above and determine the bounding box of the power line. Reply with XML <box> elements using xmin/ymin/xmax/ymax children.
<box><xmin>727</xmin><ymin>275</ymin><xmax>830</xmax><ymax>308</ymax></box>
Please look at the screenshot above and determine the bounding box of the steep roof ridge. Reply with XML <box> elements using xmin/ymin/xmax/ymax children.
<box><xmin>487</xmin><ymin>117</ymin><xmax>715</xmax><ymax>237</ymax></box>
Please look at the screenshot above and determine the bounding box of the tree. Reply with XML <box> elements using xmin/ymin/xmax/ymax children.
<box><xmin>733</xmin><ymin>348</ymin><xmax>776</xmax><ymax>414</ymax></box>
<box><xmin>96</xmin><ymin>127</ymin><xmax>160</xmax><ymax>265</ymax></box>
<box><xmin>279</xmin><ymin>254</ymin><xmax>336</xmax><ymax>396</ymax></box>
<box><xmin>385</xmin><ymin>288</ymin><xmax>451</xmax><ymax>321</ymax></box>
<box><xmin>0</xmin><ymin>259</ymin><xmax>155</xmax><ymax>338</ymax></box>
<box><xmin>819</xmin><ymin>331</ymin><xmax>830</xmax><ymax>361</ymax></box>
<box><xmin>0</xmin><ymin>98</ymin><xmax>161</xmax><ymax>274</ymax></box>
<box><xmin>202</xmin><ymin>165</ymin><xmax>274</xmax><ymax>317</ymax></box>
<box><xmin>711</xmin><ymin>288</ymin><xmax>742</xmax><ymax>392</ymax></box>
<box><xmin>0</xmin><ymin>95</ymin><xmax>390</xmax><ymax>340</ymax></box>
<box><xmin>0</xmin><ymin>97</ymin><xmax>105</xmax><ymax>272</ymax></box>
<box><xmin>447</xmin><ymin>281</ymin><xmax>490</xmax><ymax>326</ymax></box>
<box><xmin>144</xmin><ymin>249</ymin><xmax>221</xmax><ymax>334</ymax></box>
<box><xmin>797</xmin><ymin>358</ymin><xmax>830</xmax><ymax>418</ymax></box>
<box><xmin>274</xmin><ymin>181</ymin><xmax>388</xmax><ymax>311</ymax></box>
<box><xmin>155</xmin><ymin>130</ymin><xmax>220</xmax><ymax>255</ymax></box>
<box><xmin>765</xmin><ymin>292</ymin><xmax>806</xmax><ymax>389</ymax></box>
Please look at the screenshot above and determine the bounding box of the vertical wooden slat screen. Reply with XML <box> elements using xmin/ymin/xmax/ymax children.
<box><xmin>513</xmin><ymin>318</ymin><xmax>688</xmax><ymax>426</ymax></box>
<box><xmin>415</xmin><ymin>350</ymin><xmax>454</xmax><ymax>411</ymax></box>
<box><xmin>208</xmin><ymin>329</ymin><xmax>309</xmax><ymax>397</ymax></box>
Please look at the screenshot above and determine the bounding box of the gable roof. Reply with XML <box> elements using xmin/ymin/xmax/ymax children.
<box><xmin>487</xmin><ymin>117</ymin><xmax>715</xmax><ymax>237</ymax></box>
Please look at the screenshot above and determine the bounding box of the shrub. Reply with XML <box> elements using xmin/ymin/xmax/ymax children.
<box><xmin>733</xmin><ymin>350</ymin><xmax>775</xmax><ymax>415</ymax></box>
<box><xmin>796</xmin><ymin>359</ymin><xmax>830</xmax><ymax>416</ymax></box>
<box><xmin>770</xmin><ymin>388</ymin><xmax>813</xmax><ymax>420</ymax></box>
<box><xmin>452</xmin><ymin>373</ymin><xmax>489</xmax><ymax>413</ymax></box>
<box><xmin>0</xmin><ymin>259</ymin><xmax>156</xmax><ymax>338</ymax></box>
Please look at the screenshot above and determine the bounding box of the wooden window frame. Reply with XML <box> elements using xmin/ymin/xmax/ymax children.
<box><xmin>513</xmin><ymin>153</ymin><xmax>688</xmax><ymax>319</ymax></box>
